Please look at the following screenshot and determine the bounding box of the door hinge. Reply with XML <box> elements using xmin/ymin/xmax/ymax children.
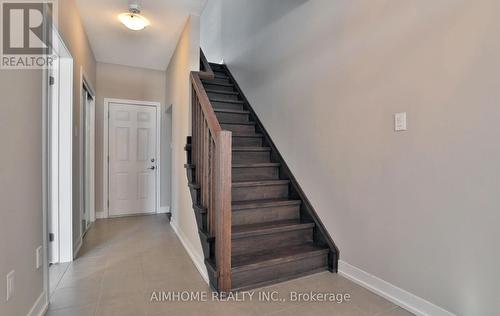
<box><xmin>49</xmin><ymin>233</ymin><xmax>54</xmax><ymax>242</ymax></box>
<box><xmin>49</xmin><ymin>76</ymin><xmax>55</xmax><ymax>86</ymax></box>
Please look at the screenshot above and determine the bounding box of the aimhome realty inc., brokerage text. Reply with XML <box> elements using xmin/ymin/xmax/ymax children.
<box><xmin>150</xmin><ymin>291</ymin><xmax>352</xmax><ymax>303</ymax></box>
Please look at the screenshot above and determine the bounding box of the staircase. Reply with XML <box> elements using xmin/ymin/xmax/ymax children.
<box><xmin>185</xmin><ymin>51</ymin><xmax>338</xmax><ymax>292</ymax></box>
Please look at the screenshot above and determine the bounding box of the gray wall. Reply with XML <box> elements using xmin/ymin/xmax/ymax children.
<box><xmin>95</xmin><ymin>62</ymin><xmax>170</xmax><ymax>212</ymax></box>
<box><xmin>165</xmin><ymin>15</ymin><xmax>207</xmax><ymax>274</ymax></box>
<box><xmin>0</xmin><ymin>70</ymin><xmax>45</xmax><ymax>315</ymax></box>
<box><xmin>201</xmin><ymin>1</ymin><xmax>500</xmax><ymax>315</ymax></box>
<box><xmin>200</xmin><ymin>0</ymin><xmax>222</xmax><ymax>63</ymax></box>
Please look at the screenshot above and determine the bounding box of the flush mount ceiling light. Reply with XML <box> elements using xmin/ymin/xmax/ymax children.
<box><xmin>118</xmin><ymin>3</ymin><xmax>150</xmax><ymax>31</ymax></box>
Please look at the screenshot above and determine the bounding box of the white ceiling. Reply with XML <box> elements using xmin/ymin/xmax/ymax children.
<box><xmin>75</xmin><ymin>0</ymin><xmax>207</xmax><ymax>70</ymax></box>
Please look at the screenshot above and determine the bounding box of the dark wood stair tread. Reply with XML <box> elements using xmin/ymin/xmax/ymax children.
<box><xmin>232</xmin><ymin>198</ymin><xmax>301</xmax><ymax>211</ymax></box>
<box><xmin>209</xmin><ymin>98</ymin><xmax>243</xmax><ymax>104</ymax></box>
<box><xmin>220</xmin><ymin>121</ymin><xmax>255</xmax><ymax>125</ymax></box>
<box><xmin>213</xmin><ymin>108</ymin><xmax>249</xmax><ymax>114</ymax></box>
<box><xmin>231</xmin><ymin>132</ymin><xmax>263</xmax><ymax>138</ymax></box>
<box><xmin>202</xmin><ymin>81</ymin><xmax>233</xmax><ymax>87</ymax></box>
<box><xmin>232</xmin><ymin>179</ymin><xmax>289</xmax><ymax>187</ymax></box>
<box><xmin>232</xmin><ymin>243</ymin><xmax>328</xmax><ymax>270</ymax></box>
<box><xmin>233</xmin><ymin>163</ymin><xmax>280</xmax><ymax>168</ymax></box>
<box><xmin>233</xmin><ymin>147</ymin><xmax>270</xmax><ymax>152</ymax></box>
<box><xmin>232</xmin><ymin>219</ymin><xmax>314</xmax><ymax>239</ymax></box>
<box><xmin>205</xmin><ymin>89</ymin><xmax>239</xmax><ymax>95</ymax></box>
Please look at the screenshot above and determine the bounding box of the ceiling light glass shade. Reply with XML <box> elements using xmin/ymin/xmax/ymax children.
<box><xmin>118</xmin><ymin>12</ymin><xmax>150</xmax><ymax>31</ymax></box>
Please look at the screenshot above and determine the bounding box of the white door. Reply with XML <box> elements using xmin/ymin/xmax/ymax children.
<box><xmin>109</xmin><ymin>103</ymin><xmax>157</xmax><ymax>216</ymax></box>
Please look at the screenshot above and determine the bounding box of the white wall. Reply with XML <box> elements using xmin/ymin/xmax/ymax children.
<box><xmin>95</xmin><ymin>62</ymin><xmax>170</xmax><ymax>213</ymax></box>
<box><xmin>201</xmin><ymin>1</ymin><xmax>500</xmax><ymax>315</ymax></box>
<box><xmin>0</xmin><ymin>70</ymin><xmax>45</xmax><ymax>315</ymax></box>
<box><xmin>165</xmin><ymin>15</ymin><xmax>207</xmax><ymax>277</ymax></box>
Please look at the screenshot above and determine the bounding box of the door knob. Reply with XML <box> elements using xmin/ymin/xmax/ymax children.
<box><xmin>147</xmin><ymin>166</ymin><xmax>156</xmax><ymax>170</ymax></box>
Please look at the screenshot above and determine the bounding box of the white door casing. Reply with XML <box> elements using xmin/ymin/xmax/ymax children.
<box><xmin>108</xmin><ymin>103</ymin><xmax>158</xmax><ymax>216</ymax></box>
<box><xmin>48</xmin><ymin>57</ymin><xmax>60</xmax><ymax>264</ymax></box>
<box><xmin>81</xmin><ymin>86</ymin><xmax>95</xmax><ymax>234</ymax></box>
<box><xmin>47</xmin><ymin>26</ymin><xmax>74</xmax><ymax>265</ymax></box>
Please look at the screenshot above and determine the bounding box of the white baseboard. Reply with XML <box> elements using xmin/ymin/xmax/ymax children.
<box><xmin>27</xmin><ymin>290</ymin><xmax>48</xmax><ymax>316</ymax></box>
<box><xmin>158</xmin><ymin>206</ymin><xmax>171</xmax><ymax>214</ymax></box>
<box><xmin>170</xmin><ymin>220</ymin><xmax>209</xmax><ymax>284</ymax></box>
<box><xmin>338</xmin><ymin>261</ymin><xmax>455</xmax><ymax>316</ymax></box>
<box><xmin>95</xmin><ymin>211</ymin><xmax>106</xmax><ymax>219</ymax></box>
<box><xmin>73</xmin><ymin>236</ymin><xmax>82</xmax><ymax>259</ymax></box>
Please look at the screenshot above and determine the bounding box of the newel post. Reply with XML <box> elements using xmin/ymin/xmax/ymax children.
<box><xmin>214</xmin><ymin>130</ymin><xmax>232</xmax><ymax>292</ymax></box>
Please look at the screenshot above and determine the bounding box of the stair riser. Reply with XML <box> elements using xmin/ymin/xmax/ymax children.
<box><xmin>186</xmin><ymin>167</ymin><xmax>194</xmax><ymax>183</ymax></box>
<box><xmin>211</xmin><ymin>65</ymin><xmax>225</xmax><ymax>71</ymax></box>
<box><xmin>232</xmin><ymin>253</ymin><xmax>328</xmax><ymax>290</ymax></box>
<box><xmin>215</xmin><ymin>112</ymin><xmax>249</xmax><ymax>123</ymax></box>
<box><xmin>232</xmin><ymin>151</ymin><xmax>270</xmax><ymax>164</ymax></box>
<box><xmin>211</xmin><ymin>78</ymin><xmax>231</xmax><ymax>84</ymax></box>
<box><xmin>232</xmin><ymin>228</ymin><xmax>313</xmax><ymax>256</ymax></box>
<box><xmin>211</xmin><ymin>101</ymin><xmax>243</xmax><ymax>111</ymax></box>
<box><xmin>221</xmin><ymin>123</ymin><xmax>255</xmax><ymax>133</ymax></box>
<box><xmin>214</xmin><ymin>71</ymin><xmax>227</xmax><ymax>77</ymax></box>
<box><xmin>232</xmin><ymin>136</ymin><xmax>262</xmax><ymax>147</ymax></box>
<box><xmin>220</xmin><ymin>123</ymin><xmax>255</xmax><ymax>133</ymax></box>
<box><xmin>207</xmin><ymin>92</ymin><xmax>240</xmax><ymax>102</ymax></box>
<box><xmin>189</xmin><ymin>187</ymin><xmax>200</xmax><ymax>206</ymax></box>
<box><xmin>204</xmin><ymin>83</ymin><xmax>234</xmax><ymax>92</ymax></box>
<box><xmin>232</xmin><ymin>204</ymin><xmax>300</xmax><ymax>226</ymax></box>
<box><xmin>232</xmin><ymin>166</ymin><xmax>279</xmax><ymax>182</ymax></box>
<box><xmin>232</xmin><ymin>183</ymin><xmax>288</xmax><ymax>201</ymax></box>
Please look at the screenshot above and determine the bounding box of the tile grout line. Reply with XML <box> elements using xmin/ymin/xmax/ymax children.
<box><xmin>49</xmin><ymin>262</ymin><xmax>71</xmax><ymax>300</ymax></box>
<box><xmin>92</xmin><ymin>242</ymin><xmax>109</xmax><ymax>316</ymax></box>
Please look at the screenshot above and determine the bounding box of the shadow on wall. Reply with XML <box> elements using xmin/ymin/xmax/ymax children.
<box><xmin>220</xmin><ymin>0</ymin><xmax>309</xmax><ymax>63</ymax></box>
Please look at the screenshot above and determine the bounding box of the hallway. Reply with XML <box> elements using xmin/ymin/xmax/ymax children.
<box><xmin>46</xmin><ymin>215</ymin><xmax>411</xmax><ymax>316</ymax></box>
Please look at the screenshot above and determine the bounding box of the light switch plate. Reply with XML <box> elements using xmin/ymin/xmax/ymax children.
<box><xmin>6</xmin><ymin>270</ymin><xmax>14</xmax><ymax>301</ymax></box>
<box><xmin>394</xmin><ymin>112</ymin><xmax>407</xmax><ymax>131</ymax></box>
<box><xmin>36</xmin><ymin>246</ymin><xmax>42</xmax><ymax>269</ymax></box>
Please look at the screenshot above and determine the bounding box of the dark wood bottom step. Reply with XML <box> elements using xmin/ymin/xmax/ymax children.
<box><xmin>231</xmin><ymin>243</ymin><xmax>329</xmax><ymax>290</ymax></box>
<box><xmin>232</xmin><ymin>220</ymin><xmax>314</xmax><ymax>256</ymax></box>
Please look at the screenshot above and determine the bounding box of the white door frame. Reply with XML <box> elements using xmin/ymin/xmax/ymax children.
<box><xmin>43</xmin><ymin>22</ymin><xmax>75</xmax><ymax>304</ymax></box>
<box><xmin>47</xmin><ymin>26</ymin><xmax>74</xmax><ymax>264</ymax></box>
<box><xmin>79</xmin><ymin>69</ymin><xmax>96</xmax><ymax>240</ymax></box>
<box><xmin>102</xmin><ymin>98</ymin><xmax>162</xmax><ymax>218</ymax></box>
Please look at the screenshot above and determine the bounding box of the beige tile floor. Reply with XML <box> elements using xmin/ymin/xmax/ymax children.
<box><xmin>47</xmin><ymin>215</ymin><xmax>414</xmax><ymax>316</ymax></box>
<box><xmin>49</xmin><ymin>262</ymin><xmax>71</xmax><ymax>296</ymax></box>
